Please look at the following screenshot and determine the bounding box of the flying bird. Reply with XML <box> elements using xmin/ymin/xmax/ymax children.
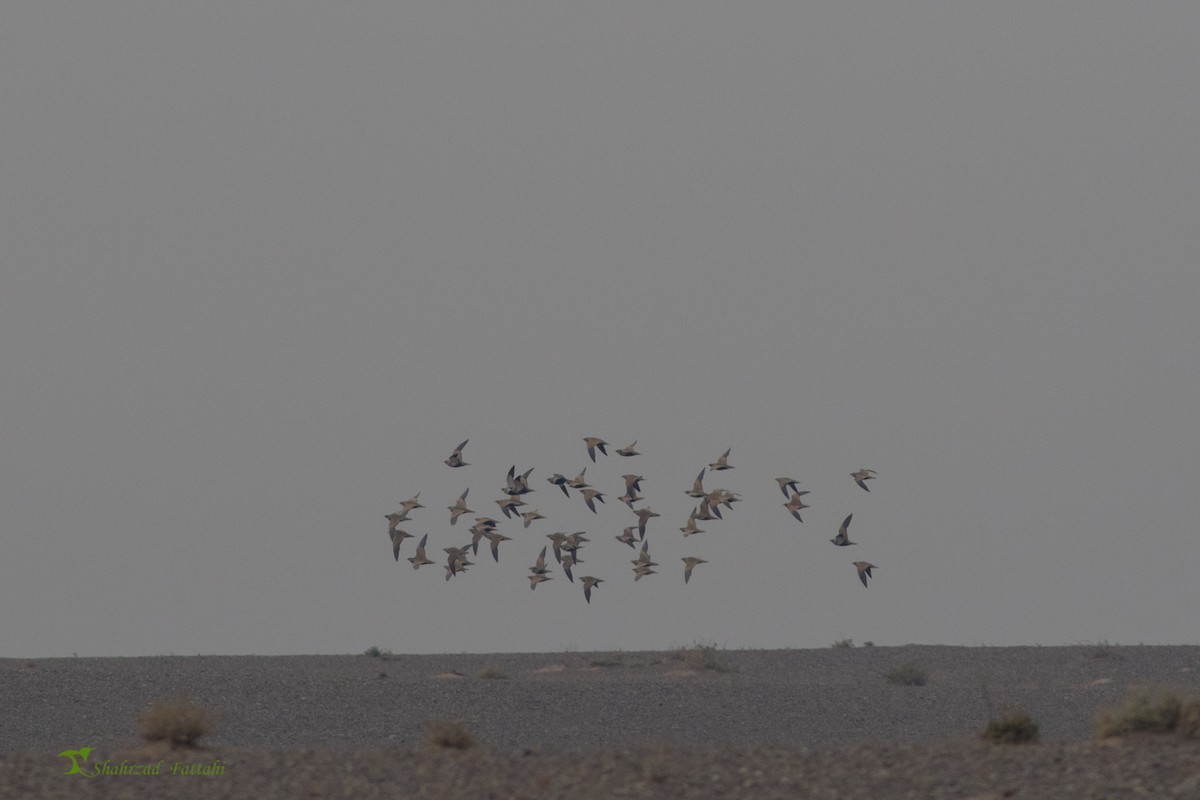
<box><xmin>854</xmin><ymin>561</ymin><xmax>878</xmax><ymax>587</ymax></box>
<box><xmin>444</xmin><ymin>439</ymin><xmax>470</xmax><ymax>468</ymax></box>
<box><xmin>775</xmin><ymin>477</ymin><xmax>801</xmax><ymax>497</ymax></box>
<box><xmin>615</xmin><ymin>527</ymin><xmax>638</xmax><ymax>548</ymax></box>
<box><xmin>563</xmin><ymin>532</ymin><xmax>589</xmax><ymax>560</ymax></box>
<box><xmin>547</xmin><ymin>473</ymin><xmax>571</xmax><ymax>497</ymax></box>
<box><xmin>581</xmin><ymin>576</ymin><xmax>603</xmax><ymax>604</ymax></box>
<box><xmin>583</xmin><ymin>436</ymin><xmax>609</xmax><ymax>463</ymax></box>
<box><xmin>615</xmin><ymin>441</ymin><xmax>641</xmax><ymax>457</ymax></box>
<box><xmin>495</xmin><ymin>496</ymin><xmax>524</xmax><ymax>519</ymax></box>
<box><xmin>784</xmin><ymin>491</ymin><xmax>811</xmax><ymax>523</ymax></box>
<box><xmin>619</xmin><ymin>474</ymin><xmax>646</xmax><ymax>507</ymax></box>
<box><xmin>528</xmin><ymin>573</ymin><xmax>553</xmax><ymax>590</ymax></box>
<box><xmin>385</xmin><ymin>511</ymin><xmax>410</xmax><ymax>533</ymax></box>
<box><xmin>696</xmin><ymin>495</ymin><xmax>721</xmax><ymax>521</ymax></box>
<box><xmin>581</xmin><ymin>487</ymin><xmax>606</xmax><ymax>514</ymax></box>
<box><xmin>708</xmin><ymin>448</ymin><xmax>734</xmax><ymax>471</ymax></box>
<box><xmin>619</xmin><ymin>489</ymin><xmax>645</xmax><ymax>509</ymax></box>
<box><xmin>632</xmin><ymin>542</ymin><xmax>657</xmax><ymax>569</ymax></box>
<box><xmin>851</xmin><ymin>468</ymin><xmax>877</xmax><ymax>492</ymax></box>
<box><xmin>529</xmin><ymin>545</ymin><xmax>551</xmax><ymax>575</ymax></box>
<box><xmin>504</xmin><ymin>465</ymin><xmax>535</xmax><ymax>496</ymax></box>
<box><xmin>682</xmin><ymin>556</ymin><xmax>708</xmax><ymax>584</ymax></box>
<box><xmin>520</xmin><ymin>509</ymin><xmax>546</xmax><ymax>528</ymax></box>
<box><xmin>485</xmin><ymin>531</ymin><xmax>511</xmax><ymax>563</ymax></box>
<box><xmin>469</xmin><ymin>516</ymin><xmax>499</xmax><ymax>535</ymax></box>
<box><xmin>447</xmin><ymin>489</ymin><xmax>473</xmax><ymax>525</ymax></box>
<box><xmin>680</xmin><ymin>508</ymin><xmax>705</xmax><ymax>537</ymax></box>
<box><xmin>567</xmin><ymin>468</ymin><xmax>590</xmax><ymax>489</ymax></box>
<box><xmin>388</xmin><ymin>528</ymin><xmax>414</xmax><ymax>561</ymax></box>
<box><xmin>686</xmin><ymin>468</ymin><xmax>708</xmax><ymax>499</ymax></box>
<box><xmin>398</xmin><ymin>493</ymin><xmax>425</xmax><ymax>516</ymax></box>
<box><xmin>831</xmin><ymin>514</ymin><xmax>856</xmax><ymax>546</ymax></box>
<box><xmin>443</xmin><ymin>546</ymin><xmax>471</xmax><ymax>576</ymax></box>
<box><xmin>545</xmin><ymin>533</ymin><xmax>568</xmax><ymax>563</ymax></box>
<box><xmin>633</xmin><ymin>507</ymin><xmax>660</xmax><ymax>539</ymax></box>
<box><xmin>407</xmin><ymin>534</ymin><xmax>434</xmax><ymax>570</ymax></box>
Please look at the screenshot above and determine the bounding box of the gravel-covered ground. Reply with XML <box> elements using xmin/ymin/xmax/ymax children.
<box><xmin>4</xmin><ymin>645</ymin><xmax>1199</xmax><ymax>798</ymax></box>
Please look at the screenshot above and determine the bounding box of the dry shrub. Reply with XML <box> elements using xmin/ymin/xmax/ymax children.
<box><xmin>1096</xmin><ymin>687</ymin><xmax>1200</xmax><ymax>739</ymax></box>
<box><xmin>137</xmin><ymin>694</ymin><xmax>217</xmax><ymax>747</ymax></box>
<box><xmin>982</xmin><ymin>710</ymin><xmax>1039</xmax><ymax>744</ymax></box>
<box><xmin>477</xmin><ymin>666</ymin><xmax>508</xmax><ymax>680</ymax></box>
<box><xmin>590</xmin><ymin>657</ymin><xmax>622</xmax><ymax>668</ymax></box>
<box><xmin>424</xmin><ymin>719</ymin><xmax>476</xmax><ymax>749</ymax></box>
<box><xmin>669</xmin><ymin>642</ymin><xmax>733</xmax><ymax>673</ymax></box>
<box><xmin>831</xmin><ymin>639</ymin><xmax>854</xmax><ymax>649</ymax></box>
<box><xmin>885</xmin><ymin>662</ymin><xmax>928</xmax><ymax>686</ymax></box>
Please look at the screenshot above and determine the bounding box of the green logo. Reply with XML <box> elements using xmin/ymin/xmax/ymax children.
<box><xmin>57</xmin><ymin>747</ymin><xmax>97</xmax><ymax>778</ymax></box>
<box><xmin>57</xmin><ymin>746</ymin><xmax>223</xmax><ymax>778</ymax></box>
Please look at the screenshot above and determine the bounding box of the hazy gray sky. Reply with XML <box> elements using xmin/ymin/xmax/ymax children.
<box><xmin>2</xmin><ymin>3</ymin><xmax>1197</xmax><ymax>657</ymax></box>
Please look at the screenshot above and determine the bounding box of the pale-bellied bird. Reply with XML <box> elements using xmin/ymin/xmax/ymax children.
<box><xmin>567</xmin><ymin>468</ymin><xmax>590</xmax><ymax>489</ymax></box>
<box><xmin>854</xmin><ymin>561</ymin><xmax>878</xmax><ymax>587</ymax></box>
<box><xmin>633</xmin><ymin>507</ymin><xmax>660</xmax><ymax>539</ymax></box>
<box><xmin>389</xmin><ymin>528</ymin><xmax>414</xmax><ymax>561</ymax></box>
<box><xmin>447</xmin><ymin>488</ymin><xmax>472</xmax><ymax>525</ymax></box>
<box><xmin>775</xmin><ymin>477</ymin><xmax>801</xmax><ymax>497</ymax></box>
<box><xmin>785</xmin><ymin>491</ymin><xmax>810</xmax><ymax>523</ymax></box>
<box><xmin>708</xmin><ymin>448</ymin><xmax>734</xmax><ymax>471</ymax></box>
<box><xmin>581</xmin><ymin>576</ymin><xmax>603</xmax><ymax>603</ymax></box>
<box><xmin>407</xmin><ymin>534</ymin><xmax>434</xmax><ymax>570</ymax></box>
<box><xmin>583</xmin><ymin>436</ymin><xmax>609</xmax><ymax>463</ymax></box>
<box><xmin>521</xmin><ymin>509</ymin><xmax>546</xmax><ymax>528</ymax></box>
<box><xmin>581</xmin><ymin>487</ymin><xmax>606</xmax><ymax>514</ymax></box>
<box><xmin>851</xmin><ymin>468</ymin><xmax>877</xmax><ymax>492</ymax></box>
<box><xmin>682</xmin><ymin>556</ymin><xmax>708</xmax><ymax>584</ymax></box>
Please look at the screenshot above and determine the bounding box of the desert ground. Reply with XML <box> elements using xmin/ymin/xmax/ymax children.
<box><xmin>4</xmin><ymin>644</ymin><xmax>1200</xmax><ymax>798</ymax></box>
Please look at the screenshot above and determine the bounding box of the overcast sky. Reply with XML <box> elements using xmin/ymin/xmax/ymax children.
<box><xmin>2</xmin><ymin>2</ymin><xmax>1197</xmax><ymax>657</ymax></box>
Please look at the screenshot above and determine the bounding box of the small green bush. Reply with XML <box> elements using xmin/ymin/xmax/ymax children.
<box><xmin>982</xmin><ymin>710</ymin><xmax>1039</xmax><ymax>744</ymax></box>
<box><xmin>137</xmin><ymin>694</ymin><xmax>217</xmax><ymax>747</ymax></box>
<box><xmin>364</xmin><ymin>645</ymin><xmax>392</xmax><ymax>658</ymax></box>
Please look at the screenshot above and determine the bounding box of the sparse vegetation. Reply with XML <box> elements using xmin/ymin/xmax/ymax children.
<box><xmin>424</xmin><ymin>719</ymin><xmax>476</xmax><ymax>750</ymax></box>
<box><xmin>862</xmin><ymin>640</ymin><xmax>875</xmax><ymax>647</ymax></box>
<box><xmin>1095</xmin><ymin>687</ymin><xmax>1200</xmax><ymax>739</ymax></box>
<box><xmin>668</xmin><ymin>641</ymin><xmax>734</xmax><ymax>673</ymax></box>
<box><xmin>982</xmin><ymin>710</ymin><xmax>1040</xmax><ymax>744</ymax></box>
<box><xmin>478</xmin><ymin>666</ymin><xmax>508</xmax><ymax>680</ymax></box>
<box><xmin>137</xmin><ymin>694</ymin><xmax>218</xmax><ymax>747</ymax></box>
<box><xmin>831</xmin><ymin>639</ymin><xmax>855</xmax><ymax>649</ymax></box>
<box><xmin>590</xmin><ymin>657</ymin><xmax>623</xmax><ymax>668</ymax></box>
<box><xmin>885</xmin><ymin>662</ymin><xmax>928</xmax><ymax>686</ymax></box>
<box><xmin>363</xmin><ymin>645</ymin><xmax>392</xmax><ymax>658</ymax></box>
<box><xmin>1087</xmin><ymin>640</ymin><xmax>1122</xmax><ymax>661</ymax></box>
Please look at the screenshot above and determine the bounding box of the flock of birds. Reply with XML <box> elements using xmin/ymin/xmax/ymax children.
<box><xmin>384</xmin><ymin>437</ymin><xmax>881</xmax><ymax>605</ymax></box>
